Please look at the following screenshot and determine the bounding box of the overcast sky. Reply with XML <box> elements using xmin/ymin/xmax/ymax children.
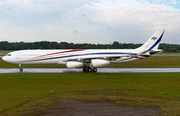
<box><xmin>0</xmin><ymin>0</ymin><xmax>180</xmax><ymax>44</ymax></box>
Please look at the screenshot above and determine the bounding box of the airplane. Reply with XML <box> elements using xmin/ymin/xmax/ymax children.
<box><xmin>2</xmin><ymin>29</ymin><xmax>165</xmax><ymax>72</ymax></box>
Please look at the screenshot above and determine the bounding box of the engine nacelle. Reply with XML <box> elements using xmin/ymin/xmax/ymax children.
<box><xmin>91</xmin><ymin>59</ymin><xmax>110</xmax><ymax>67</ymax></box>
<box><xmin>66</xmin><ymin>61</ymin><xmax>83</xmax><ymax>68</ymax></box>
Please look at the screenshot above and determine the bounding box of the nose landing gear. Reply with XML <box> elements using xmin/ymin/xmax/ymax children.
<box><xmin>19</xmin><ymin>64</ymin><xmax>23</xmax><ymax>72</ymax></box>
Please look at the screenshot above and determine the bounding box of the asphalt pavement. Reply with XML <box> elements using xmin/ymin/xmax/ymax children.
<box><xmin>0</xmin><ymin>68</ymin><xmax>180</xmax><ymax>73</ymax></box>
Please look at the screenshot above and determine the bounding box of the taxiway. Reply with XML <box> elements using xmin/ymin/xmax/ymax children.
<box><xmin>0</xmin><ymin>68</ymin><xmax>180</xmax><ymax>73</ymax></box>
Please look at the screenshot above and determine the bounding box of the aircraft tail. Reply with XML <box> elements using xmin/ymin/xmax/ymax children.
<box><xmin>135</xmin><ymin>29</ymin><xmax>165</xmax><ymax>55</ymax></box>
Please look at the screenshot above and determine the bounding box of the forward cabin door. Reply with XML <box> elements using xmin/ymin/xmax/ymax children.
<box><xmin>16</xmin><ymin>52</ymin><xmax>20</xmax><ymax>59</ymax></box>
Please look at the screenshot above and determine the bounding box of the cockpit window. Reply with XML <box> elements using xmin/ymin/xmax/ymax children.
<box><xmin>6</xmin><ymin>54</ymin><xmax>11</xmax><ymax>56</ymax></box>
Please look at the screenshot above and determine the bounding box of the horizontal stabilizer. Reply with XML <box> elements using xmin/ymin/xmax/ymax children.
<box><xmin>149</xmin><ymin>49</ymin><xmax>163</xmax><ymax>55</ymax></box>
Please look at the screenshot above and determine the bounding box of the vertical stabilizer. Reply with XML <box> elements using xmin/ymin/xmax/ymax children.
<box><xmin>135</xmin><ymin>29</ymin><xmax>165</xmax><ymax>55</ymax></box>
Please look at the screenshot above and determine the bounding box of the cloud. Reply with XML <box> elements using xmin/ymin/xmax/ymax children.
<box><xmin>0</xmin><ymin>0</ymin><xmax>180</xmax><ymax>44</ymax></box>
<box><xmin>5</xmin><ymin>8</ymin><xmax>12</xmax><ymax>13</ymax></box>
<box><xmin>170</xmin><ymin>0</ymin><xmax>177</xmax><ymax>4</ymax></box>
<box><xmin>73</xmin><ymin>31</ymin><xmax>78</xmax><ymax>33</ymax></box>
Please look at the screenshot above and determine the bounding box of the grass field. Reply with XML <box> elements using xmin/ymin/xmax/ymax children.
<box><xmin>0</xmin><ymin>51</ymin><xmax>180</xmax><ymax>115</ymax></box>
<box><xmin>0</xmin><ymin>50</ymin><xmax>12</xmax><ymax>54</ymax></box>
<box><xmin>0</xmin><ymin>73</ymin><xmax>180</xmax><ymax>115</ymax></box>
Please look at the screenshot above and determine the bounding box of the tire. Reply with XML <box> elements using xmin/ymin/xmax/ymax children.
<box><xmin>88</xmin><ymin>68</ymin><xmax>92</xmax><ymax>72</ymax></box>
<box><xmin>20</xmin><ymin>68</ymin><xmax>23</xmax><ymax>72</ymax></box>
<box><xmin>93</xmin><ymin>68</ymin><xmax>97</xmax><ymax>72</ymax></box>
<box><xmin>83</xmin><ymin>67</ymin><xmax>89</xmax><ymax>72</ymax></box>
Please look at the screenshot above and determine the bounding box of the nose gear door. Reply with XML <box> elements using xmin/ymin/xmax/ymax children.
<box><xmin>16</xmin><ymin>52</ymin><xmax>20</xmax><ymax>59</ymax></box>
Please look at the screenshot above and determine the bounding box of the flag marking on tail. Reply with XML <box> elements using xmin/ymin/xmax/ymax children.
<box><xmin>151</xmin><ymin>37</ymin><xmax>157</xmax><ymax>40</ymax></box>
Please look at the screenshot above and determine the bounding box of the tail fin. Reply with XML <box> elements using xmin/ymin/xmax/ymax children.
<box><xmin>135</xmin><ymin>29</ymin><xmax>165</xmax><ymax>55</ymax></box>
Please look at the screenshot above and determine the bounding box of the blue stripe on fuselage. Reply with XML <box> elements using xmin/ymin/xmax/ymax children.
<box><xmin>26</xmin><ymin>52</ymin><xmax>138</xmax><ymax>62</ymax></box>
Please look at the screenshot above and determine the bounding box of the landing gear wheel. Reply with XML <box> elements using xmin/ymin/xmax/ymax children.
<box><xmin>83</xmin><ymin>66</ymin><xmax>88</xmax><ymax>72</ymax></box>
<box><xmin>83</xmin><ymin>66</ymin><xmax>97</xmax><ymax>73</ymax></box>
<box><xmin>88</xmin><ymin>67</ymin><xmax>92</xmax><ymax>72</ymax></box>
<box><xmin>19</xmin><ymin>67</ymin><xmax>23</xmax><ymax>72</ymax></box>
<box><xmin>83</xmin><ymin>66</ymin><xmax>92</xmax><ymax>72</ymax></box>
<box><xmin>93</xmin><ymin>68</ymin><xmax>97</xmax><ymax>72</ymax></box>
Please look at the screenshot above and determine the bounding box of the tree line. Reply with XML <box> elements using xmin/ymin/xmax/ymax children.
<box><xmin>0</xmin><ymin>41</ymin><xmax>179</xmax><ymax>53</ymax></box>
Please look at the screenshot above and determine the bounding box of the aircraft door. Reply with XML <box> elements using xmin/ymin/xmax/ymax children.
<box><xmin>16</xmin><ymin>52</ymin><xmax>20</xmax><ymax>59</ymax></box>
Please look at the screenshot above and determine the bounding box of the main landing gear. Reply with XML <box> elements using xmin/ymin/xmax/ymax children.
<box><xmin>83</xmin><ymin>66</ymin><xmax>97</xmax><ymax>73</ymax></box>
<box><xmin>19</xmin><ymin>64</ymin><xmax>23</xmax><ymax>72</ymax></box>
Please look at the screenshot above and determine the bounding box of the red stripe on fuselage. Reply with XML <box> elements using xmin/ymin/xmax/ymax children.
<box><xmin>131</xmin><ymin>56</ymin><xmax>143</xmax><ymax>59</ymax></box>
<box><xmin>37</xmin><ymin>49</ymin><xmax>86</xmax><ymax>58</ymax></box>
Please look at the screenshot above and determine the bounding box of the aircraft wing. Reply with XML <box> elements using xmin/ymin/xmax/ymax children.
<box><xmin>62</xmin><ymin>54</ymin><xmax>135</xmax><ymax>62</ymax></box>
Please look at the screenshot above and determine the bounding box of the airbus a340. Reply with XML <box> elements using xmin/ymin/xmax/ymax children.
<box><xmin>2</xmin><ymin>29</ymin><xmax>165</xmax><ymax>72</ymax></box>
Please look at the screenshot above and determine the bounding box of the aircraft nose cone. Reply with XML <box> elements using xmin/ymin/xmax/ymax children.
<box><xmin>2</xmin><ymin>56</ymin><xmax>7</xmax><ymax>62</ymax></box>
<box><xmin>2</xmin><ymin>56</ymin><xmax>5</xmax><ymax>61</ymax></box>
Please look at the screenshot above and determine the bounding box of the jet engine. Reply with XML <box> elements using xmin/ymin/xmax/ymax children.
<box><xmin>66</xmin><ymin>61</ymin><xmax>83</xmax><ymax>68</ymax></box>
<box><xmin>91</xmin><ymin>59</ymin><xmax>110</xmax><ymax>67</ymax></box>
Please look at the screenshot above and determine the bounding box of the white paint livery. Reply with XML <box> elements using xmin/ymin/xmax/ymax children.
<box><xmin>2</xmin><ymin>29</ymin><xmax>165</xmax><ymax>72</ymax></box>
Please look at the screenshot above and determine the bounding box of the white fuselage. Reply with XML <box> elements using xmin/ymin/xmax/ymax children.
<box><xmin>2</xmin><ymin>49</ymin><xmax>145</xmax><ymax>65</ymax></box>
